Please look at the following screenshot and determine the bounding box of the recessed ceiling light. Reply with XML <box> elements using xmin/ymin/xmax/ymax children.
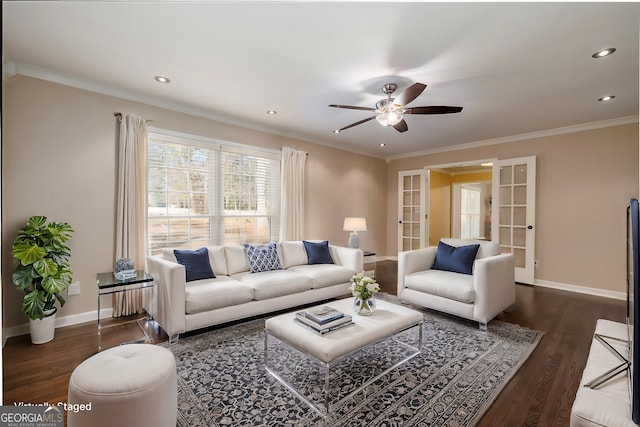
<box><xmin>154</xmin><ymin>75</ymin><xmax>170</xmax><ymax>84</ymax></box>
<box><xmin>333</xmin><ymin>130</ymin><xmax>340</xmax><ymax>134</ymax></box>
<box><xmin>266</xmin><ymin>110</ymin><xmax>277</xmax><ymax>115</ymax></box>
<box><xmin>598</xmin><ymin>95</ymin><xmax>615</xmax><ymax>102</ymax></box>
<box><xmin>379</xmin><ymin>143</ymin><xmax>386</xmax><ymax>147</ymax></box>
<box><xmin>592</xmin><ymin>48</ymin><xmax>616</xmax><ymax>58</ymax></box>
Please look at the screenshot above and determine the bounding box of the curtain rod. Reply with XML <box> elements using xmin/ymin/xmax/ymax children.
<box><xmin>114</xmin><ymin>112</ymin><xmax>152</xmax><ymax>123</ymax></box>
<box><xmin>114</xmin><ymin>113</ymin><xmax>306</xmax><ymax>156</ymax></box>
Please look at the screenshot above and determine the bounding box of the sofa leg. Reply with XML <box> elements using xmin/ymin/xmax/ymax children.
<box><xmin>168</xmin><ymin>334</ymin><xmax>180</xmax><ymax>345</ymax></box>
<box><xmin>479</xmin><ymin>323</ymin><xmax>487</xmax><ymax>333</ymax></box>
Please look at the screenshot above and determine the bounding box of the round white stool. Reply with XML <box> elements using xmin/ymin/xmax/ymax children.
<box><xmin>68</xmin><ymin>343</ymin><xmax>176</xmax><ymax>427</ymax></box>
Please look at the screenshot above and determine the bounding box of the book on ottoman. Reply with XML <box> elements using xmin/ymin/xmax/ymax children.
<box><xmin>301</xmin><ymin>306</ymin><xmax>344</xmax><ymax>324</ymax></box>
<box><xmin>293</xmin><ymin>316</ymin><xmax>354</xmax><ymax>335</ymax></box>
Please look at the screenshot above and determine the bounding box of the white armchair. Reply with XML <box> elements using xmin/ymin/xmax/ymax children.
<box><xmin>397</xmin><ymin>238</ymin><xmax>516</xmax><ymax>331</ymax></box>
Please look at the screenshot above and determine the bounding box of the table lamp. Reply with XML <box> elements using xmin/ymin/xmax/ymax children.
<box><xmin>343</xmin><ymin>217</ymin><xmax>367</xmax><ymax>249</ymax></box>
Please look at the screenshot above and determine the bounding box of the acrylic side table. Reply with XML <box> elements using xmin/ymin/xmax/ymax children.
<box><xmin>96</xmin><ymin>270</ymin><xmax>155</xmax><ymax>351</ymax></box>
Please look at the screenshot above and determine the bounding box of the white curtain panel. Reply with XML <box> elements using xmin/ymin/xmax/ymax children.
<box><xmin>114</xmin><ymin>114</ymin><xmax>148</xmax><ymax>317</ymax></box>
<box><xmin>279</xmin><ymin>147</ymin><xmax>306</xmax><ymax>241</ymax></box>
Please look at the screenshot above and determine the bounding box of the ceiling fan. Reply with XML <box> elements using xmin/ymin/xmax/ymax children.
<box><xmin>329</xmin><ymin>82</ymin><xmax>462</xmax><ymax>133</ymax></box>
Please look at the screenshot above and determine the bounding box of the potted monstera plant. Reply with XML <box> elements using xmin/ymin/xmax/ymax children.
<box><xmin>12</xmin><ymin>216</ymin><xmax>74</xmax><ymax>344</ymax></box>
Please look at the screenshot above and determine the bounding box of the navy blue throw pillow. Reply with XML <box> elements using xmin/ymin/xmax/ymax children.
<box><xmin>174</xmin><ymin>247</ymin><xmax>216</xmax><ymax>282</ymax></box>
<box><xmin>432</xmin><ymin>242</ymin><xmax>480</xmax><ymax>275</ymax></box>
<box><xmin>303</xmin><ymin>240</ymin><xmax>334</xmax><ymax>265</ymax></box>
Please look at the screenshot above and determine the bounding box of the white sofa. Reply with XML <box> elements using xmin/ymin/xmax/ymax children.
<box><xmin>146</xmin><ymin>241</ymin><xmax>362</xmax><ymax>338</ymax></box>
<box><xmin>397</xmin><ymin>238</ymin><xmax>515</xmax><ymax>330</ymax></box>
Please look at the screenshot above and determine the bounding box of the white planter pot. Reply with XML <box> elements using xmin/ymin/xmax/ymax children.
<box><xmin>29</xmin><ymin>312</ymin><xmax>56</xmax><ymax>344</ymax></box>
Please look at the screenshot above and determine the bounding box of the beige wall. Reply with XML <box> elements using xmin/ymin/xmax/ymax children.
<box><xmin>388</xmin><ymin>123</ymin><xmax>639</xmax><ymax>294</ymax></box>
<box><xmin>2</xmin><ymin>76</ymin><xmax>387</xmax><ymax>329</ymax></box>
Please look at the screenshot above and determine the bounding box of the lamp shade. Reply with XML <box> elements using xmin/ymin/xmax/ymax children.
<box><xmin>343</xmin><ymin>217</ymin><xmax>367</xmax><ymax>232</ymax></box>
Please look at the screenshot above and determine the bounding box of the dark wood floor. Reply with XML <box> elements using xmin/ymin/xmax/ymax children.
<box><xmin>3</xmin><ymin>260</ymin><xmax>625</xmax><ymax>426</ymax></box>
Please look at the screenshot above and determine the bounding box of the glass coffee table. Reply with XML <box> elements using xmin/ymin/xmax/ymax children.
<box><xmin>264</xmin><ymin>298</ymin><xmax>423</xmax><ymax>418</ymax></box>
<box><xmin>96</xmin><ymin>270</ymin><xmax>155</xmax><ymax>351</ymax></box>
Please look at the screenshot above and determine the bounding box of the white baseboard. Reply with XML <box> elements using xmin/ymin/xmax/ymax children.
<box><xmin>533</xmin><ymin>279</ymin><xmax>626</xmax><ymax>301</ymax></box>
<box><xmin>4</xmin><ymin>308</ymin><xmax>113</xmax><ymax>340</ymax></box>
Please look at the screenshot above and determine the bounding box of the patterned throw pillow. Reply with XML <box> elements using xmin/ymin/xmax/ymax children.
<box><xmin>244</xmin><ymin>242</ymin><xmax>283</xmax><ymax>273</ymax></box>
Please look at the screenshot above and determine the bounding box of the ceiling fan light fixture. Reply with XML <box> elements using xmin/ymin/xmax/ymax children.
<box><xmin>376</xmin><ymin>111</ymin><xmax>403</xmax><ymax>126</ymax></box>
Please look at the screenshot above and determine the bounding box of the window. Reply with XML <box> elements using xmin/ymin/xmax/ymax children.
<box><xmin>460</xmin><ymin>186</ymin><xmax>481</xmax><ymax>239</ymax></box>
<box><xmin>147</xmin><ymin>131</ymin><xmax>280</xmax><ymax>255</ymax></box>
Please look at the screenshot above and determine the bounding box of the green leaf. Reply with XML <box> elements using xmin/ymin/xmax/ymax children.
<box><xmin>42</xmin><ymin>275</ymin><xmax>68</xmax><ymax>294</ymax></box>
<box><xmin>54</xmin><ymin>293</ymin><xmax>66</xmax><ymax>309</ymax></box>
<box><xmin>46</xmin><ymin>222</ymin><xmax>74</xmax><ymax>242</ymax></box>
<box><xmin>12</xmin><ymin>242</ymin><xmax>46</xmax><ymax>266</ymax></box>
<box><xmin>12</xmin><ymin>266</ymin><xmax>36</xmax><ymax>291</ymax></box>
<box><xmin>27</xmin><ymin>216</ymin><xmax>47</xmax><ymax>229</ymax></box>
<box><xmin>33</xmin><ymin>258</ymin><xmax>58</xmax><ymax>278</ymax></box>
<box><xmin>22</xmin><ymin>289</ymin><xmax>47</xmax><ymax>320</ymax></box>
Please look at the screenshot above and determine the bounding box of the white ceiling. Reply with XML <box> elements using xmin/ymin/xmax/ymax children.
<box><xmin>3</xmin><ymin>2</ymin><xmax>639</xmax><ymax>159</ymax></box>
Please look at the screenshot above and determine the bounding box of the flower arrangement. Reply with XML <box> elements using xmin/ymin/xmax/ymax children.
<box><xmin>349</xmin><ymin>272</ymin><xmax>380</xmax><ymax>301</ymax></box>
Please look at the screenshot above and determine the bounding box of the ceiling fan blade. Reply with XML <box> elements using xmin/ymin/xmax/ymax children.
<box><xmin>338</xmin><ymin>116</ymin><xmax>376</xmax><ymax>132</ymax></box>
<box><xmin>329</xmin><ymin>104</ymin><xmax>377</xmax><ymax>112</ymax></box>
<box><xmin>404</xmin><ymin>106</ymin><xmax>463</xmax><ymax>114</ymax></box>
<box><xmin>394</xmin><ymin>83</ymin><xmax>427</xmax><ymax>106</ymax></box>
<box><xmin>393</xmin><ymin>119</ymin><xmax>408</xmax><ymax>133</ymax></box>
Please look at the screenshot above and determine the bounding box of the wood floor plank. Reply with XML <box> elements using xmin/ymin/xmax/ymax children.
<box><xmin>3</xmin><ymin>260</ymin><xmax>626</xmax><ymax>426</ymax></box>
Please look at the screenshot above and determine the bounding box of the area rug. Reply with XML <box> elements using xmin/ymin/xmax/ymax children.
<box><xmin>167</xmin><ymin>298</ymin><xmax>542</xmax><ymax>426</ymax></box>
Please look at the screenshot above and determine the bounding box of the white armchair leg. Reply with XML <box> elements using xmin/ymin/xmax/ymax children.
<box><xmin>479</xmin><ymin>323</ymin><xmax>487</xmax><ymax>333</ymax></box>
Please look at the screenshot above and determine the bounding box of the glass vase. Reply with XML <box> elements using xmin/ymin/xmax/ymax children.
<box><xmin>354</xmin><ymin>297</ymin><xmax>376</xmax><ymax>316</ymax></box>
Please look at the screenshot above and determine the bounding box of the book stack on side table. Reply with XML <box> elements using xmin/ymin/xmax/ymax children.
<box><xmin>294</xmin><ymin>305</ymin><xmax>353</xmax><ymax>335</ymax></box>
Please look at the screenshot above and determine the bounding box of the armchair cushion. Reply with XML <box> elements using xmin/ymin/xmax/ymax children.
<box><xmin>405</xmin><ymin>270</ymin><xmax>475</xmax><ymax>303</ymax></box>
<box><xmin>303</xmin><ymin>240</ymin><xmax>334</xmax><ymax>265</ymax></box>
<box><xmin>173</xmin><ymin>248</ymin><xmax>216</xmax><ymax>282</ymax></box>
<box><xmin>432</xmin><ymin>241</ymin><xmax>480</xmax><ymax>275</ymax></box>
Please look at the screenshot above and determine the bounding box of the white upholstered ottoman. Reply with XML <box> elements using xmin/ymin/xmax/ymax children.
<box><xmin>67</xmin><ymin>343</ymin><xmax>177</xmax><ymax>427</ymax></box>
<box><xmin>571</xmin><ymin>319</ymin><xmax>637</xmax><ymax>427</ymax></box>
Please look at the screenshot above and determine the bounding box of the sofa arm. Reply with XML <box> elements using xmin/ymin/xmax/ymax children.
<box><xmin>397</xmin><ymin>247</ymin><xmax>437</xmax><ymax>295</ymax></box>
<box><xmin>472</xmin><ymin>253</ymin><xmax>516</xmax><ymax>323</ymax></box>
<box><xmin>329</xmin><ymin>245</ymin><xmax>363</xmax><ymax>274</ymax></box>
<box><xmin>146</xmin><ymin>255</ymin><xmax>187</xmax><ymax>336</ymax></box>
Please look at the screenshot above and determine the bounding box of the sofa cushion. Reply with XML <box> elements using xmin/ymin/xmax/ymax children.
<box><xmin>224</xmin><ymin>246</ymin><xmax>251</xmax><ymax>275</ymax></box>
<box><xmin>432</xmin><ymin>241</ymin><xmax>480</xmax><ymax>275</ymax></box>
<box><xmin>280</xmin><ymin>241</ymin><xmax>308</xmax><ymax>269</ymax></box>
<box><xmin>244</xmin><ymin>242</ymin><xmax>283</xmax><ymax>273</ymax></box>
<box><xmin>239</xmin><ymin>270</ymin><xmax>311</xmax><ymax>300</ymax></box>
<box><xmin>303</xmin><ymin>240</ymin><xmax>334</xmax><ymax>265</ymax></box>
<box><xmin>205</xmin><ymin>246</ymin><xmax>228</xmax><ymax>276</ymax></box>
<box><xmin>441</xmin><ymin>238</ymin><xmax>500</xmax><ymax>259</ymax></box>
<box><xmin>287</xmin><ymin>264</ymin><xmax>353</xmax><ymax>289</ymax></box>
<box><xmin>173</xmin><ymin>248</ymin><xmax>216</xmax><ymax>282</ymax></box>
<box><xmin>405</xmin><ymin>270</ymin><xmax>475</xmax><ymax>304</ymax></box>
<box><xmin>184</xmin><ymin>276</ymin><xmax>253</xmax><ymax>314</ymax></box>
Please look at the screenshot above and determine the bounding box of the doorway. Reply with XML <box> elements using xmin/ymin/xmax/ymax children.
<box><xmin>425</xmin><ymin>161</ymin><xmax>494</xmax><ymax>245</ymax></box>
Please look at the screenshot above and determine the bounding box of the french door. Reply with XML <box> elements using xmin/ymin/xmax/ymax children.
<box><xmin>398</xmin><ymin>170</ymin><xmax>428</xmax><ymax>251</ymax></box>
<box><xmin>492</xmin><ymin>156</ymin><xmax>536</xmax><ymax>284</ymax></box>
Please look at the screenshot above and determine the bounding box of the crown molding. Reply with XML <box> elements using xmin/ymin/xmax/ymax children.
<box><xmin>385</xmin><ymin>115</ymin><xmax>640</xmax><ymax>162</ymax></box>
<box><xmin>13</xmin><ymin>62</ymin><xmax>388</xmax><ymax>160</ymax></box>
